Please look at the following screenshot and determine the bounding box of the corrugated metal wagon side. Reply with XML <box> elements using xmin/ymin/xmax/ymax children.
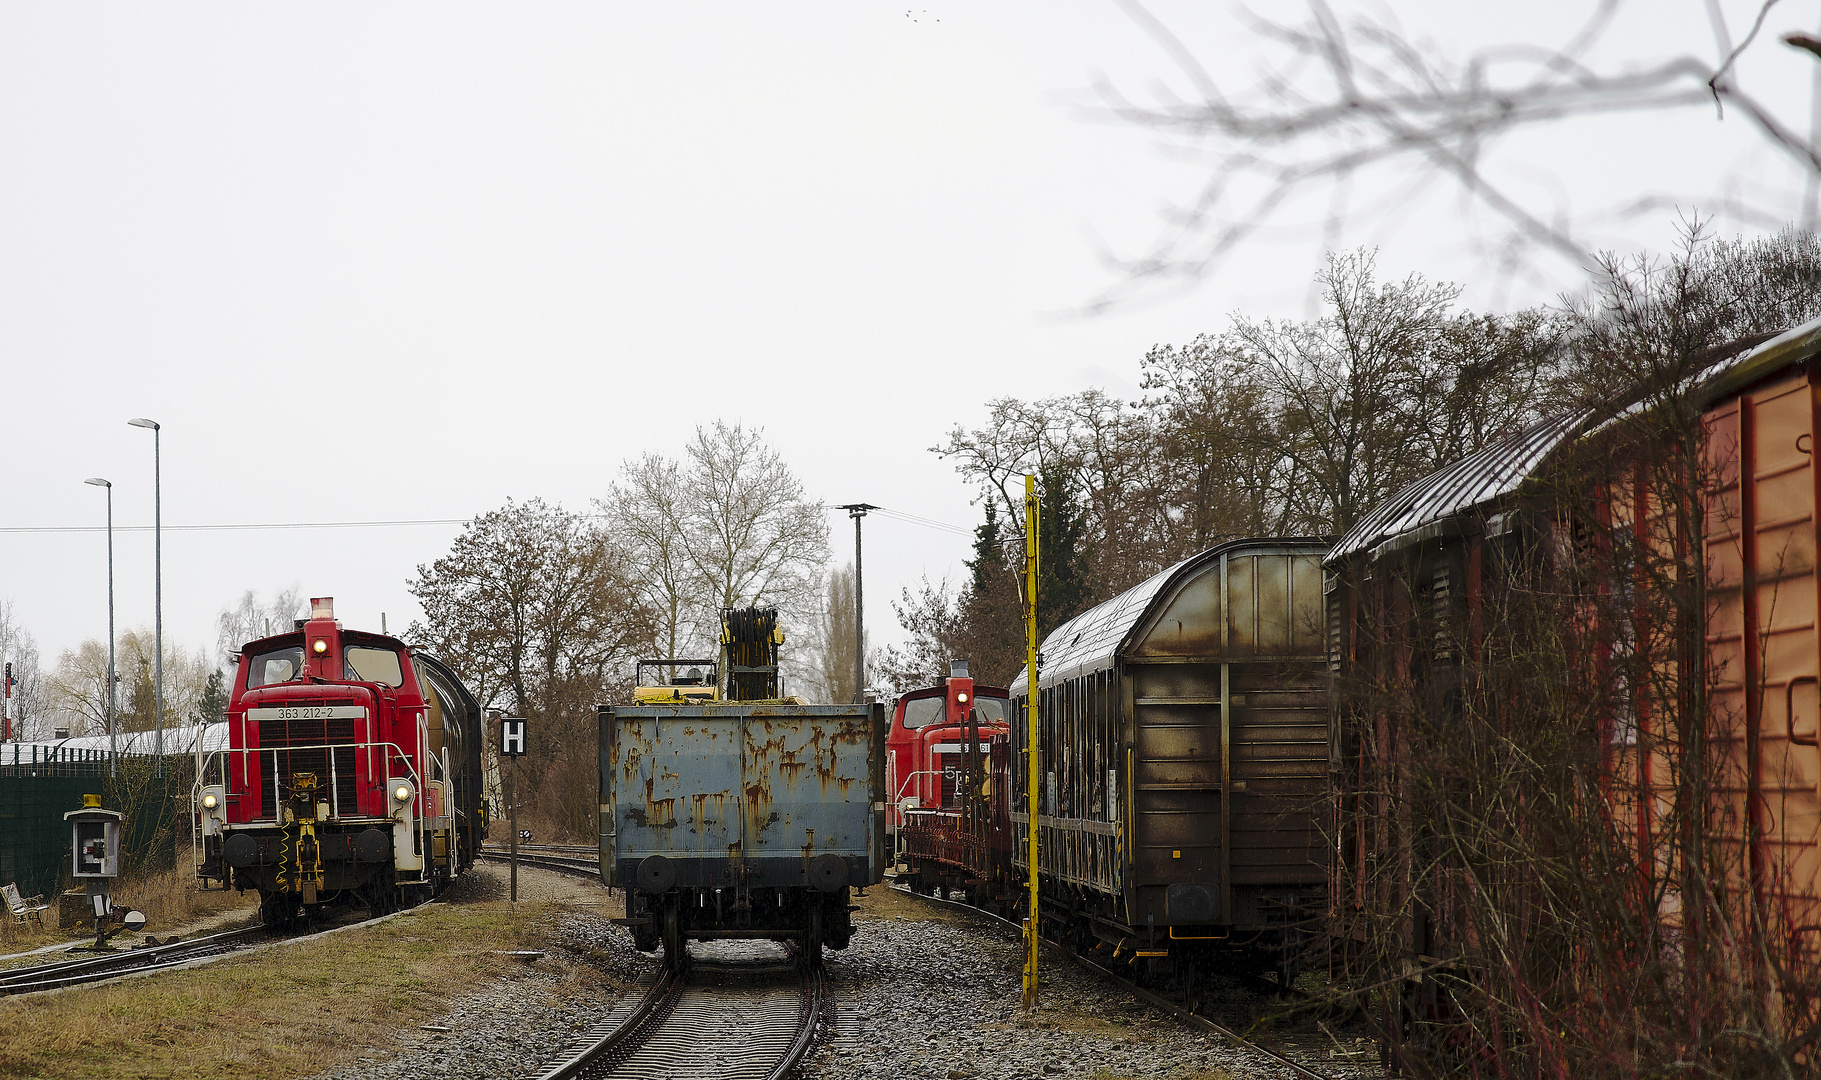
<box><xmin>1325</xmin><ymin>317</ymin><xmax>1821</xmax><ymax>1072</ymax></box>
<box><xmin>599</xmin><ymin>701</ymin><xmax>884</xmax><ymax>956</ymax></box>
<box><xmin>1008</xmin><ymin>537</ymin><xmax>1330</xmax><ymax>978</ymax></box>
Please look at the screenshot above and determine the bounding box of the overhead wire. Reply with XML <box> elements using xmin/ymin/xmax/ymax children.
<box><xmin>865</xmin><ymin>507</ymin><xmax>972</xmax><ymax>536</ymax></box>
<box><xmin>1</xmin><ymin>507</ymin><xmax>975</xmax><ymax>537</ymax></box>
<box><xmin>0</xmin><ymin>518</ymin><xmax>468</xmax><ymax>535</ymax></box>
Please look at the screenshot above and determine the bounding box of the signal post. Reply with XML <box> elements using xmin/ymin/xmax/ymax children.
<box><xmin>1023</xmin><ymin>473</ymin><xmax>1040</xmax><ymax>1008</ymax></box>
<box><xmin>501</xmin><ymin>716</ymin><xmax>527</xmax><ymax>902</ymax></box>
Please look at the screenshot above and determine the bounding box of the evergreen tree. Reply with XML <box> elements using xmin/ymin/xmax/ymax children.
<box><xmin>1036</xmin><ymin>465</ymin><xmax>1091</xmax><ymax>635</ymax></box>
<box><xmin>194</xmin><ymin>669</ymin><xmax>229</xmax><ymax>725</ymax></box>
<box><xmin>967</xmin><ymin>502</ymin><xmax>1003</xmax><ymax>596</ymax></box>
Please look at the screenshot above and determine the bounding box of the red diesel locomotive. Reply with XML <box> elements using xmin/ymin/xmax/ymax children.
<box><xmin>195</xmin><ymin>597</ymin><xmax>486</xmax><ymax>925</ymax></box>
<box><xmin>888</xmin><ymin>660</ymin><xmax>1012</xmax><ymax>902</ymax></box>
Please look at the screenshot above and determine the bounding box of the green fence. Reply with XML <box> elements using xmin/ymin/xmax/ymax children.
<box><xmin>1</xmin><ymin>748</ymin><xmax>191</xmax><ymax>902</ymax></box>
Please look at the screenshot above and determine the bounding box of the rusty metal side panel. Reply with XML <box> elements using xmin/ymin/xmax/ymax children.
<box><xmin>740</xmin><ymin>704</ymin><xmax>877</xmax><ymax>868</ymax></box>
<box><xmin>600</xmin><ymin>703</ymin><xmax>880</xmax><ymax>886</ymax></box>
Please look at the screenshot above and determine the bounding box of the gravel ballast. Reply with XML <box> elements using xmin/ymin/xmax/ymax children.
<box><xmin>308</xmin><ymin>866</ymin><xmax>1369</xmax><ymax>1080</ymax></box>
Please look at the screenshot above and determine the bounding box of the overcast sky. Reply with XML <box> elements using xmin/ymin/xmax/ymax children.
<box><xmin>2</xmin><ymin>2</ymin><xmax>1817</xmax><ymax>686</ymax></box>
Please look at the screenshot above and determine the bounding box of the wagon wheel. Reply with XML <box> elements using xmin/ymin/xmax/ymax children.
<box><xmin>260</xmin><ymin>889</ymin><xmax>300</xmax><ymax>929</ymax></box>
<box><xmin>661</xmin><ymin>901</ymin><xmax>684</xmax><ymax>966</ymax></box>
<box><xmin>805</xmin><ymin>904</ymin><xmax>825</xmax><ymax>958</ymax></box>
<box><xmin>1182</xmin><ymin>965</ymin><xmax>1202</xmax><ymax>1014</ymax></box>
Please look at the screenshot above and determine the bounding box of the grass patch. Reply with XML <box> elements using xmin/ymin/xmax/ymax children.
<box><xmin>0</xmin><ymin>897</ymin><xmax>583</xmax><ymax>1079</ymax></box>
<box><xmin>854</xmin><ymin>882</ymin><xmax>993</xmax><ymax>928</ymax></box>
<box><xmin>1</xmin><ymin>865</ymin><xmax>255</xmax><ymax>958</ymax></box>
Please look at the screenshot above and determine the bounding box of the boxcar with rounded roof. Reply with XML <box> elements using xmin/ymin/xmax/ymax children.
<box><xmin>1007</xmin><ymin>537</ymin><xmax>1331</xmax><ymax>981</ymax></box>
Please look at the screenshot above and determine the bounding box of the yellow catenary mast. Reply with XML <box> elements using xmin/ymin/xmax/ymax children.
<box><xmin>1022</xmin><ymin>473</ymin><xmax>1040</xmax><ymax>1007</ymax></box>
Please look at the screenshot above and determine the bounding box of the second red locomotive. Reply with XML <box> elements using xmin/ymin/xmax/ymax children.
<box><xmin>888</xmin><ymin>660</ymin><xmax>1012</xmax><ymax>902</ymax></box>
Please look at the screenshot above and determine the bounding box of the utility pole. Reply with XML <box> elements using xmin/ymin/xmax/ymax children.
<box><xmin>1022</xmin><ymin>474</ymin><xmax>1040</xmax><ymax>1008</ymax></box>
<box><xmin>836</xmin><ymin>504</ymin><xmax>878</xmax><ymax>703</ymax></box>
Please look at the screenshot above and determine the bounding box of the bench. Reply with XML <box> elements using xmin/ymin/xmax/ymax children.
<box><xmin>3</xmin><ymin>882</ymin><xmax>48</xmax><ymax>928</ymax></box>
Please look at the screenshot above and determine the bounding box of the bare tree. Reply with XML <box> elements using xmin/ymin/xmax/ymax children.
<box><xmin>0</xmin><ymin>600</ymin><xmax>44</xmax><ymax>740</ymax></box>
<box><xmin>215</xmin><ymin>587</ymin><xmax>305</xmax><ymax>665</ymax></box>
<box><xmin>42</xmin><ymin>629</ymin><xmax>210</xmax><ymax>738</ymax></box>
<box><xmin>44</xmin><ymin>639</ymin><xmax>111</xmax><ymax>737</ymax></box>
<box><xmin>603</xmin><ymin>421</ymin><xmax>832</xmax><ymax>658</ymax></box>
<box><xmin>683</xmin><ymin>421</ymin><xmax>831</xmax><ymax>615</ymax></box>
<box><xmin>937</xmin><ymin>389</ymin><xmax>1176</xmax><ymax>598</ymax></box>
<box><xmin>809</xmin><ymin>563</ymin><xmax>858</xmax><ymax>704</ymax></box>
<box><xmin>1096</xmin><ymin>1</ymin><xmax>1821</xmax><ymax>307</ymax></box>
<box><xmin>408</xmin><ymin>498</ymin><xmax>657</xmax><ymax>839</ymax></box>
<box><xmin>1226</xmin><ymin>249</ymin><xmax>1555</xmax><ymax>533</ymax></box>
<box><xmin>877</xmin><ymin>576</ymin><xmax>967</xmax><ymax>695</ymax></box>
<box><xmin>601</xmin><ymin>453</ymin><xmax>700</xmax><ymax>661</ymax></box>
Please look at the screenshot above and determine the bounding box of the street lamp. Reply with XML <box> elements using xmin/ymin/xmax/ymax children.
<box><xmin>84</xmin><ymin>478</ymin><xmax>117</xmax><ymax>777</ymax></box>
<box><xmin>127</xmin><ymin>417</ymin><xmax>162</xmax><ymax>769</ymax></box>
<box><xmin>835</xmin><ymin>504</ymin><xmax>878</xmax><ymax>704</ymax></box>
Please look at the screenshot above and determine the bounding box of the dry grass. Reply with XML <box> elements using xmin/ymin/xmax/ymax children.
<box><xmin>853</xmin><ymin>881</ymin><xmax>993</xmax><ymax>928</ymax></box>
<box><xmin>1</xmin><ymin>865</ymin><xmax>255</xmax><ymax>956</ymax></box>
<box><xmin>115</xmin><ymin>864</ymin><xmax>257</xmax><ymax>932</ymax></box>
<box><xmin>0</xmin><ymin>896</ymin><xmax>590</xmax><ymax>1079</ymax></box>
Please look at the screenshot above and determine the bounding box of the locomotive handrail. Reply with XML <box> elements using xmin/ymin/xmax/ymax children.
<box><xmin>193</xmin><ymin>740</ymin><xmax>425</xmax><ymax>821</ymax></box>
<box><xmin>192</xmin><ymin>740</ymin><xmax>435</xmax><ymax>887</ymax></box>
<box><xmin>893</xmin><ymin>769</ymin><xmax>946</xmax><ymax>806</ymax></box>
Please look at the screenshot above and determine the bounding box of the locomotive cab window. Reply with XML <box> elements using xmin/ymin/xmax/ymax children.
<box><xmin>901</xmin><ymin>694</ymin><xmax>1006</xmax><ymax>729</ymax></box>
<box><xmin>247</xmin><ymin>646</ymin><xmax>304</xmax><ymax>688</ymax></box>
<box><xmin>901</xmin><ymin>697</ymin><xmax>944</xmax><ymax>728</ymax></box>
<box><xmin>344</xmin><ymin>646</ymin><xmax>404</xmax><ymax>687</ymax></box>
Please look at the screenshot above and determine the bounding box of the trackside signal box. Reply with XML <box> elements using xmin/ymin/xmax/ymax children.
<box><xmin>65</xmin><ymin>795</ymin><xmax>123</xmax><ymax>879</ymax></box>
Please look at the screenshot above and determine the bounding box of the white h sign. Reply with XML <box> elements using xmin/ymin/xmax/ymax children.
<box><xmin>501</xmin><ymin>717</ymin><xmax>527</xmax><ymax>757</ymax></box>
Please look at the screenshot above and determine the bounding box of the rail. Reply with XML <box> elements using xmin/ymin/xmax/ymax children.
<box><xmin>536</xmin><ymin>947</ymin><xmax>824</xmax><ymax>1080</ymax></box>
<box><xmin>0</xmin><ymin>891</ymin><xmax>439</xmax><ymax>997</ymax></box>
<box><xmin>891</xmin><ymin>882</ymin><xmax>1340</xmax><ymax>1080</ymax></box>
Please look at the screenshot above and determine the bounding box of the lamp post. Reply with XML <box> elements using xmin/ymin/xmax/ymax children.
<box><xmin>835</xmin><ymin>504</ymin><xmax>878</xmax><ymax>704</ymax></box>
<box><xmin>83</xmin><ymin>478</ymin><xmax>117</xmax><ymax>777</ymax></box>
<box><xmin>127</xmin><ymin>417</ymin><xmax>162</xmax><ymax>770</ymax></box>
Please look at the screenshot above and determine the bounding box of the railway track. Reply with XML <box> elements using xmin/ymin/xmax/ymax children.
<box><xmin>0</xmin><ymin>925</ymin><xmax>270</xmax><ymax>996</ymax></box>
<box><xmin>477</xmin><ymin>847</ymin><xmax>602</xmax><ymax>881</ymax></box>
<box><xmin>0</xmin><ymin>892</ymin><xmax>443</xmax><ymax>998</ymax></box>
<box><xmin>891</xmin><ymin>883</ymin><xmax>1351</xmax><ymax>1080</ymax></box>
<box><xmin>536</xmin><ymin>944</ymin><xmax>826</xmax><ymax>1080</ymax></box>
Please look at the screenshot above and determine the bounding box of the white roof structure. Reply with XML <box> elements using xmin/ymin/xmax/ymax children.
<box><xmin>2</xmin><ymin>722</ymin><xmax>227</xmax><ymax>766</ymax></box>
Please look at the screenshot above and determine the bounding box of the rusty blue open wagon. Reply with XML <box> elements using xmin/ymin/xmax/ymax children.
<box><xmin>598</xmin><ymin>700</ymin><xmax>886</xmax><ymax>956</ymax></box>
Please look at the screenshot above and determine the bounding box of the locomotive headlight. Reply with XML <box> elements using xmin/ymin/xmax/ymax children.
<box><xmin>957</xmin><ymin>692</ymin><xmax>969</xmax><ymax>703</ymax></box>
<box><xmin>312</xmin><ymin>638</ymin><xmax>329</xmax><ymax>655</ymax></box>
<box><xmin>201</xmin><ymin>793</ymin><xmax>218</xmax><ymax>810</ymax></box>
<box><xmin>392</xmin><ymin>783</ymin><xmax>414</xmax><ymax>804</ymax></box>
